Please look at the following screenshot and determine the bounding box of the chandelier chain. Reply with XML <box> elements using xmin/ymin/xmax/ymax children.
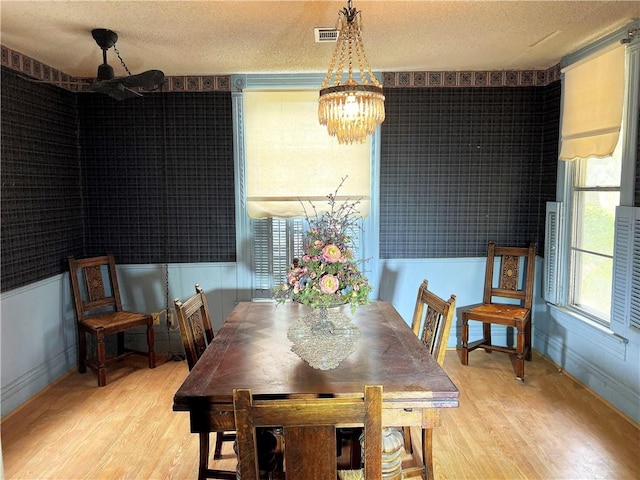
<box><xmin>347</xmin><ymin>24</ymin><xmax>355</xmax><ymax>82</ymax></box>
<box><xmin>355</xmin><ymin>31</ymin><xmax>367</xmax><ymax>86</ymax></box>
<box><xmin>335</xmin><ymin>36</ymin><xmax>346</xmax><ymax>86</ymax></box>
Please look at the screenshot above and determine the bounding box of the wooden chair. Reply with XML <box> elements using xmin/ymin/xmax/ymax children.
<box><xmin>459</xmin><ymin>242</ymin><xmax>536</xmax><ymax>381</ymax></box>
<box><xmin>174</xmin><ymin>284</ymin><xmax>236</xmax><ymax>480</ymax></box>
<box><xmin>68</xmin><ymin>253</ymin><xmax>156</xmax><ymax>387</ymax></box>
<box><xmin>233</xmin><ymin>385</ymin><xmax>383</xmax><ymax>480</ymax></box>
<box><xmin>402</xmin><ymin>279</ymin><xmax>456</xmax><ymax>480</ymax></box>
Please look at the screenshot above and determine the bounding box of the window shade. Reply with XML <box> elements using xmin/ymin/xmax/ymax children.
<box><xmin>244</xmin><ymin>90</ymin><xmax>371</xmax><ymax>218</ymax></box>
<box><xmin>559</xmin><ymin>44</ymin><xmax>625</xmax><ymax>161</ymax></box>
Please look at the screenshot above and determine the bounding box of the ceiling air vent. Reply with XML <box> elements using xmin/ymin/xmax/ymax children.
<box><xmin>314</xmin><ymin>27</ymin><xmax>339</xmax><ymax>43</ymax></box>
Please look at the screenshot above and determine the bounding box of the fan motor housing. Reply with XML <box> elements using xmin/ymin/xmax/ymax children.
<box><xmin>92</xmin><ymin>28</ymin><xmax>118</xmax><ymax>50</ymax></box>
<box><xmin>97</xmin><ymin>63</ymin><xmax>115</xmax><ymax>81</ymax></box>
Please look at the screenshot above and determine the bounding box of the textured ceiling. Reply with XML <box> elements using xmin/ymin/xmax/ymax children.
<box><xmin>1</xmin><ymin>1</ymin><xmax>639</xmax><ymax>79</ymax></box>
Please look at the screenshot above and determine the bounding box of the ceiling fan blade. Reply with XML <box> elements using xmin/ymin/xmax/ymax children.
<box><xmin>119</xmin><ymin>70</ymin><xmax>165</xmax><ymax>89</ymax></box>
<box><xmin>90</xmin><ymin>81</ymin><xmax>143</xmax><ymax>100</ymax></box>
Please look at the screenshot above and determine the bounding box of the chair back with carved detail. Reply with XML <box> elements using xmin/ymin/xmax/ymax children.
<box><xmin>410</xmin><ymin>279</ymin><xmax>457</xmax><ymax>367</ymax></box>
<box><xmin>173</xmin><ymin>284</ymin><xmax>215</xmax><ymax>371</ymax></box>
<box><xmin>482</xmin><ymin>242</ymin><xmax>536</xmax><ymax>309</ymax></box>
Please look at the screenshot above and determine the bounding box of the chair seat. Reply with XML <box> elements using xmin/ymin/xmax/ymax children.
<box><xmin>462</xmin><ymin>303</ymin><xmax>530</xmax><ymax>325</ymax></box>
<box><xmin>81</xmin><ymin>311</ymin><xmax>152</xmax><ymax>333</ymax></box>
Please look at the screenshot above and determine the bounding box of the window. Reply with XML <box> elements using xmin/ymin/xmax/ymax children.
<box><xmin>568</xmin><ymin>149</ymin><xmax>621</xmax><ymax>322</ymax></box>
<box><xmin>252</xmin><ymin>216</ymin><xmax>364</xmax><ymax>300</ymax></box>
<box><xmin>545</xmin><ymin>30</ymin><xmax>639</xmax><ymax>333</ymax></box>
<box><xmin>252</xmin><ymin>218</ymin><xmax>304</xmax><ymax>299</ymax></box>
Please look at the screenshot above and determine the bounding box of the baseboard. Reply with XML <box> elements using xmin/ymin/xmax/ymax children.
<box><xmin>532</xmin><ymin>347</ymin><xmax>640</xmax><ymax>429</ymax></box>
<box><xmin>1</xmin><ymin>345</ymin><xmax>75</xmax><ymax>418</ymax></box>
<box><xmin>534</xmin><ymin>330</ymin><xmax>640</xmax><ymax>426</ymax></box>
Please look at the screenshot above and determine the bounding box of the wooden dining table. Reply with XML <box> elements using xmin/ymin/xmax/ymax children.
<box><xmin>173</xmin><ymin>300</ymin><xmax>459</xmax><ymax>477</ymax></box>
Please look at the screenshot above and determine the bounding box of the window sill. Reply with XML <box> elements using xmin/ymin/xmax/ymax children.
<box><xmin>547</xmin><ymin>303</ymin><xmax>628</xmax><ymax>360</ymax></box>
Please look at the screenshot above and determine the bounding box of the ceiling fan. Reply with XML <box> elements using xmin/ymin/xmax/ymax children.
<box><xmin>89</xmin><ymin>28</ymin><xmax>165</xmax><ymax>101</ymax></box>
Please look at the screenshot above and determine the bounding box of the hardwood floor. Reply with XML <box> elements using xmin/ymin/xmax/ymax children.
<box><xmin>2</xmin><ymin>350</ymin><xmax>638</xmax><ymax>479</ymax></box>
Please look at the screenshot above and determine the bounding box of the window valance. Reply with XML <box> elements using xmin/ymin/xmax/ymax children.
<box><xmin>559</xmin><ymin>44</ymin><xmax>625</xmax><ymax>161</ymax></box>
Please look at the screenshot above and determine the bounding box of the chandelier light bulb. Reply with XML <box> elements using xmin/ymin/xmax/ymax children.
<box><xmin>343</xmin><ymin>94</ymin><xmax>359</xmax><ymax>119</ymax></box>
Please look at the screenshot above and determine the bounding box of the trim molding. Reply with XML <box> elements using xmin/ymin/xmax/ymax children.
<box><xmin>1</xmin><ymin>45</ymin><xmax>231</xmax><ymax>92</ymax></box>
<box><xmin>535</xmin><ymin>328</ymin><xmax>639</xmax><ymax>424</ymax></box>
<box><xmin>1</xmin><ymin>345</ymin><xmax>76</xmax><ymax>417</ymax></box>
<box><xmin>2</xmin><ymin>44</ymin><xmax>561</xmax><ymax>92</ymax></box>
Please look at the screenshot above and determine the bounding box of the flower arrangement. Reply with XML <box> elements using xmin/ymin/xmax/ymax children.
<box><xmin>273</xmin><ymin>180</ymin><xmax>372</xmax><ymax>313</ymax></box>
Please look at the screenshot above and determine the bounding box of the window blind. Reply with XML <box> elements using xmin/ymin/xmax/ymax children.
<box><xmin>559</xmin><ymin>44</ymin><xmax>625</xmax><ymax>161</ymax></box>
<box><xmin>244</xmin><ymin>89</ymin><xmax>371</xmax><ymax>218</ymax></box>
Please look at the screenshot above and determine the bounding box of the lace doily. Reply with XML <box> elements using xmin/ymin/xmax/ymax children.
<box><xmin>287</xmin><ymin>308</ymin><xmax>360</xmax><ymax>370</ymax></box>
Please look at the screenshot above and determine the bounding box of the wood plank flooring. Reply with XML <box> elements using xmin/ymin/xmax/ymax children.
<box><xmin>2</xmin><ymin>350</ymin><xmax>638</xmax><ymax>479</ymax></box>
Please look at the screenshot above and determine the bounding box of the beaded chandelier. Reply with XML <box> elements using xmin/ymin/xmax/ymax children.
<box><xmin>318</xmin><ymin>0</ymin><xmax>385</xmax><ymax>145</ymax></box>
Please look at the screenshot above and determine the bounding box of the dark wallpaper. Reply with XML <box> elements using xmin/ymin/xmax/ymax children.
<box><xmin>1</xmin><ymin>68</ymin><xmax>83</xmax><ymax>291</ymax></box>
<box><xmin>4</xmin><ymin>69</ymin><xmax>621</xmax><ymax>293</ymax></box>
<box><xmin>1</xmin><ymin>71</ymin><xmax>235</xmax><ymax>292</ymax></box>
<box><xmin>380</xmin><ymin>86</ymin><xmax>561</xmax><ymax>258</ymax></box>
<box><xmin>77</xmin><ymin>92</ymin><xmax>235</xmax><ymax>264</ymax></box>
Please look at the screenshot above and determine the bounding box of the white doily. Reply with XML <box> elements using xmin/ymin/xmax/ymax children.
<box><xmin>287</xmin><ymin>308</ymin><xmax>361</xmax><ymax>370</ymax></box>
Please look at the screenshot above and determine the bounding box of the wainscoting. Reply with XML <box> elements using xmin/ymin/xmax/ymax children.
<box><xmin>2</xmin><ymin>257</ymin><xmax>638</xmax><ymax>425</ymax></box>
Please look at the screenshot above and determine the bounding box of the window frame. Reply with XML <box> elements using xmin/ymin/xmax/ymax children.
<box><xmin>566</xmin><ymin>155</ymin><xmax>621</xmax><ymax>324</ymax></box>
<box><xmin>548</xmin><ymin>24</ymin><xmax>639</xmax><ymax>334</ymax></box>
<box><xmin>231</xmin><ymin>73</ymin><xmax>381</xmax><ymax>302</ymax></box>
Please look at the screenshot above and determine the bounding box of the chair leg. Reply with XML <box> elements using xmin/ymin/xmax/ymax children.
<box><xmin>199</xmin><ymin>432</ymin><xmax>210</xmax><ymax>480</ymax></box>
<box><xmin>525</xmin><ymin>318</ymin><xmax>532</xmax><ymax>361</ymax></box>
<box><xmin>213</xmin><ymin>432</ymin><xmax>224</xmax><ymax>459</ymax></box>
<box><xmin>422</xmin><ymin>428</ymin><xmax>434</xmax><ymax>480</ymax></box>
<box><xmin>95</xmin><ymin>329</ymin><xmax>107</xmax><ymax>387</ymax></box>
<box><xmin>146</xmin><ymin>324</ymin><xmax>156</xmax><ymax>369</ymax></box>
<box><xmin>77</xmin><ymin>331</ymin><xmax>87</xmax><ymax>374</ymax></box>
<box><xmin>403</xmin><ymin>426</ymin><xmax>413</xmax><ymax>454</ymax></box>
<box><xmin>482</xmin><ymin>322</ymin><xmax>492</xmax><ymax>352</ymax></box>
<box><xmin>460</xmin><ymin>316</ymin><xmax>469</xmax><ymax>365</ymax></box>
<box><xmin>515</xmin><ymin>323</ymin><xmax>525</xmax><ymax>381</ymax></box>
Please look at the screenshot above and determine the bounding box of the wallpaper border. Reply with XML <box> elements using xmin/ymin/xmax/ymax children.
<box><xmin>2</xmin><ymin>44</ymin><xmax>561</xmax><ymax>91</ymax></box>
<box><xmin>0</xmin><ymin>45</ymin><xmax>231</xmax><ymax>92</ymax></box>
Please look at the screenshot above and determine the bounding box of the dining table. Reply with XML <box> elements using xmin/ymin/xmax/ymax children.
<box><xmin>173</xmin><ymin>300</ymin><xmax>459</xmax><ymax>478</ymax></box>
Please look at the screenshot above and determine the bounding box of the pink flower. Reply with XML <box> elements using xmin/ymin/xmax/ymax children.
<box><xmin>322</xmin><ymin>244</ymin><xmax>342</xmax><ymax>263</ymax></box>
<box><xmin>319</xmin><ymin>274</ymin><xmax>339</xmax><ymax>294</ymax></box>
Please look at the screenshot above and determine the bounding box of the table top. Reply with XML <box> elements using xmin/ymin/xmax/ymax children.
<box><xmin>173</xmin><ymin>301</ymin><xmax>459</xmax><ymax>411</ymax></box>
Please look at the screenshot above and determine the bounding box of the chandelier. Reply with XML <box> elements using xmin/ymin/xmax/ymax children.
<box><xmin>318</xmin><ymin>0</ymin><xmax>385</xmax><ymax>144</ymax></box>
